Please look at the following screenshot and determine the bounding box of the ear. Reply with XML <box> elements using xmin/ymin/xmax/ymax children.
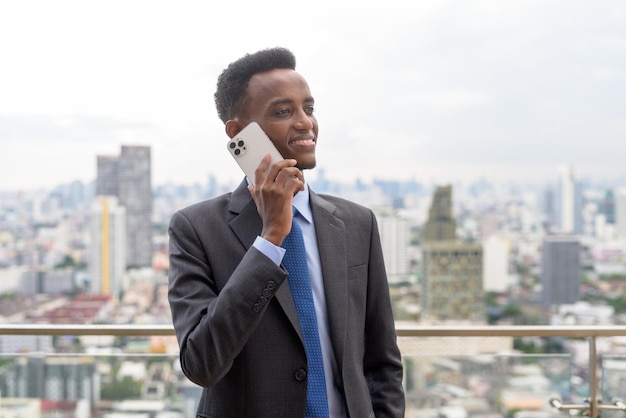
<box><xmin>225</xmin><ymin>120</ymin><xmax>242</xmax><ymax>139</ymax></box>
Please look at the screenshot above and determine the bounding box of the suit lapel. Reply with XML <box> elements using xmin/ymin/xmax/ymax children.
<box><xmin>310</xmin><ymin>191</ymin><xmax>348</xmax><ymax>369</ymax></box>
<box><xmin>228</xmin><ymin>181</ymin><xmax>262</xmax><ymax>249</ymax></box>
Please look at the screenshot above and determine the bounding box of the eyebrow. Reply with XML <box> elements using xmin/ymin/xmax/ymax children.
<box><xmin>269</xmin><ymin>97</ymin><xmax>315</xmax><ymax>106</ymax></box>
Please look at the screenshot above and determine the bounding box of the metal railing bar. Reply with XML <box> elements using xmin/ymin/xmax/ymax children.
<box><xmin>0</xmin><ymin>324</ymin><xmax>175</xmax><ymax>336</ymax></box>
<box><xmin>1</xmin><ymin>324</ymin><xmax>626</xmax><ymax>337</ymax></box>
<box><xmin>394</xmin><ymin>325</ymin><xmax>626</xmax><ymax>338</ymax></box>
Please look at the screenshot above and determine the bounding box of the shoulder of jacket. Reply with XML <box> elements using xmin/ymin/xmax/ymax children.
<box><xmin>175</xmin><ymin>192</ymin><xmax>233</xmax><ymax>217</ymax></box>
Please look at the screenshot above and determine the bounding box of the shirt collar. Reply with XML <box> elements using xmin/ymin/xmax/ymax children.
<box><xmin>292</xmin><ymin>182</ymin><xmax>312</xmax><ymax>224</ymax></box>
<box><xmin>245</xmin><ymin>177</ymin><xmax>312</xmax><ymax>224</ymax></box>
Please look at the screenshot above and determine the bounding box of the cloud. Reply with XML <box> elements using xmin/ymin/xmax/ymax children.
<box><xmin>0</xmin><ymin>114</ymin><xmax>154</xmax><ymax>143</ymax></box>
<box><xmin>414</xmin><ymin>89</ymin><xmax>493</xmax><ymax>111</ymax></box>
<box><xmin>2</xmin><ymin>0</ymin><xmax>626</xmax><ymax>190</ymax></box>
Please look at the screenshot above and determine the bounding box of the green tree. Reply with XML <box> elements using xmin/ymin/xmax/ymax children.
<box><xmin>607</xmin><ymin>296</ymin><xmax>626</xmax><ymax>314</ymax></box>
<box><xmin>101</xmin><ymin>376</ymin><xmax>142</xmax><ymax>400</ymax></box>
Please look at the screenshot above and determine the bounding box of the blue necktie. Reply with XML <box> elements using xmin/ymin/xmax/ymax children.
<box><xmin>282</xmin><ymin>209</ymin><xmax>329</xmax><ymax>418</ymax></box>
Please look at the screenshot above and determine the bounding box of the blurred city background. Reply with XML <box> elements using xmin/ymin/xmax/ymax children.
<box><xmin>2</xmin><ymin>1</ymin><xmax>626</xmax><ymax>417</ymax></box>
<box><xmin>2</xmin><ymin>148</ymin><xmax>626</xmax><ymax>417</ymax></box>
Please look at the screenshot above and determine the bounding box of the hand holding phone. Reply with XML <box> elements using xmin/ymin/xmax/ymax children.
<box><xmin>227</xmin><ymin>122</ymin><xmax>284</xmax><ymax>185</ymax></box>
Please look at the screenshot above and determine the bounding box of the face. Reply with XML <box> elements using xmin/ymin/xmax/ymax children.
<box><xmin>234</xmin><ymin>69</ymin><xmax>318</xmax><ymax>170</ymax></box>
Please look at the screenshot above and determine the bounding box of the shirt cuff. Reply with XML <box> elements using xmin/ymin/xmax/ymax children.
<box><xmin>252</xmin><ymin>236</ymin><xmax>286</xmax><ymax>266</ymax></box>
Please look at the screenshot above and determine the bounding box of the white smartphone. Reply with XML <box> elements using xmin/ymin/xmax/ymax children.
<box><xmin>226</xmin><ymin>122</ymin><xmax>284</xmax><ymax>185</ymax></box>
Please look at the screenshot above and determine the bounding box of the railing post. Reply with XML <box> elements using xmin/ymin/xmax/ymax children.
<box><xmin>550</xmin><ymin>335</ymin><xmax>626</xmax><ymax>416</ymax></box>
<box><xmin>589</xmin><ymin>335</ymin><xmax>598</xmax><ymax>418</ymax></box>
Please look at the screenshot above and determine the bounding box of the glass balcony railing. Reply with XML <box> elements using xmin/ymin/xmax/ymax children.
<box><xmin>1</xmin><ymin>324</ymin><xmax>626</xmax><ymax>418</ymax></box>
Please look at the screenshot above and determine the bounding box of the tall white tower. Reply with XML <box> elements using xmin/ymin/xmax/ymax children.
<box><xmin>89</xmin><ymin>196</ymin><xmax>126</xmax><ymax>297</ymax></box>
<box><xmin>556</xmin><ymin>165</ymin><xmax>582</xmax><ymax>234</ymax></box>
<box><xmin>373</xmin><ymin>207</ymin><xmax>410</xmax><ymax>284</ymax></box>
<box><xmin>482</xmin><ymin>234</ymin><xmax>510</xmax><ymax>293</ymax></box>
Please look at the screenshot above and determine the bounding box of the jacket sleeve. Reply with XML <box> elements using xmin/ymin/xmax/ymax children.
<box><xmin>167</xmin><ymin>209</ymin><xmax>288</xmax><ymax>387</ymax></box>
<box><xmin>364</xmin><ymin>211</ymin><xmax>406</xmax><ymax>417</ymax></box>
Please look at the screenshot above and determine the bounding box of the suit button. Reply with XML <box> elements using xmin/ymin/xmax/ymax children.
<box><xmin>295</xmin><ymin>369</ymin><xmax>307</xmax><ymax>381</ymax></box>
<box><xmin>258</xmin><ymin>296</ymin><xmax>268</xmax><ymax>305</ymax></box>
<box><xmin>267</xmin><ymin>280</ymin><xmax>276</xmax><ymax>290</ymax></box>
<box><xmin>252</xmin><ymin>303</ymin><xmax>263</xmax><ymax>313</ymax></box>
<box><xmin>262</xmin><ymin>289</ymin><xmax>272</xmax><ymax>298</ymax></box>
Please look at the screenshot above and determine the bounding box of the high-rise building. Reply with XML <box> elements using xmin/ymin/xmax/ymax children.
<box><xmin>96</xmin><ymin>145</ymin><xmax>152</xmax><ymax>267</ymax></box>
<box><xmin>615</xmin><ymin>189</ymin><xmax>626</xmax><ymax>239</ymax></box>
<box><xmin>541</xmin><ymin>235</ymin><xmax>580</xmax><ymax>308</ymax></box>
<box><xmin>542</xmin><ymin>187</ymin><xmax>556</xmax><ymax>229</ymax></box>
<box><xmin>422</xmin><ymin>242</ymin><xmax>484</xmax><ymax>321</ymax></box>
<box><xmin>421</xmin><ymin>186</ymin><xmax>484</xmax><ymax>322</ymax></box>
<box><xmin>555</xmin><ymin>165</ymin><xmax>583</xmax><ymax>234</ymax></box>
<box><xmin>423</xmin><ymin>185</ymin><xmax>456</xmax><ymax>241</ymax></box>
<box><xmin>96</xmin><ymin>155</ymin><xmax>118</xmax><ymax>196</ymax></box>
<box><xmin>596</xmin><ymin>190</ymin><xmax>617</xmax><ymax>240</ymax></box>
<box><xmin>599</xmin><ymin>190</ymin><xmax>616</xmax><ymax>225</ymax></box>
<box><xmin>482</xmin><ymin>234</ymin><xmax>511</xmax><ymax>293</ymax></box>
<box><xmin>373</xmin><ymin>207</ymin><xmax>410</xmax><ymax>284</ymax></box>
<box><xmin>89</xmin><ymin>196</ymin><xmax>126</xmax><ymax>296</ymax></box>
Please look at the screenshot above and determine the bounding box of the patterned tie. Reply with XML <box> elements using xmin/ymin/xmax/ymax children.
<box><xmin>282</xmin><ymin>209</ymin><xmax>330</xmax><ymax>418</ymax></box>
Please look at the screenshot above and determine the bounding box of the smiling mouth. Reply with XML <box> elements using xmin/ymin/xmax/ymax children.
<box><xmin>290</xmin><ymin>135</ymin><xmax>315</xmax><ymax>146</ymax></box>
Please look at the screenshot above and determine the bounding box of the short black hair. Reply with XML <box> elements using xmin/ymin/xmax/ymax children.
<box><xmin>214</xmin><ymin>47</ymin><xmax>296</xmax><ymax>123</ymax></box>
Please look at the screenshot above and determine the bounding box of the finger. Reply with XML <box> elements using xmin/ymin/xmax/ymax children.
<box><xmin>274</xmin><ymin>170</ymin><xmax>303</xmax><ymax>191</ymax></box>
<box><xmin>274</xmin><ymin>166</ymin><xmax>303</xmax><ymax>182</ymax></box>
<box><xmin>266</xmin><ymin>159</ymin><xmax>298</xmax><ymax>182</ymax></box>
<box><xmin>254</xmin><ymin>154</ymin><xmax>272</xmax><ymax>185</ymax></box>
<box><xmin>284</xmin><ymin>175</ymin><xmax>305</xmax><ymax>195</ymax></box>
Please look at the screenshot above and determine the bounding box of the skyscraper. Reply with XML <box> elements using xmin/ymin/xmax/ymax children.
<box><xmin>541</xmin><ymin>235</ymin><xmax>580</xmax><ymax>308</ymax></box>
<box><xmin>373</xmin><ymin>206</ymin><xmax>410</xmax><ymax>284</ymax></box>
<box><xmin>96</xmin><ymin>146</ymin><xmax>152</xmax><ymax>268</ymax></box>
<box><xmin>555</xmin><ymin>165</ymin><xmax>583</xmax><ymax>234</ymax></box>
<box><xmin>421</xmin><ymin>185</ymin><xmax>484</xmax><ymax>322</ymax></box>
<box><xmin>423</xmin><ymin>185</ymin><xmax>456</xmax><ymax>241</ymax></box>
<box><xmin>599</xmin><ymin>190</ymin><xmax>616</xmax><ymax>225</ymax></box>
<box><xmin>482</xmin><ymin>234</ymin><xmax>511</xmax><ymax>293</ymax></box>
<box><xmin>422</xmin><ymin>242</ymin><xmax>484</xmax><ymax>321</ymax></box>
<box><xmin>615</xmin><ymin>188</ymin><xmax>626</xmax><ymax>239</ymax></box>
<box><xmin>96</xmin><ymin>155</ymin><xmax>118</xmax><ymax>196</ymax></box>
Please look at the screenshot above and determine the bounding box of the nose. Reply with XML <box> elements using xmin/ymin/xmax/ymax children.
<box><xmin>294</xmin><ymin>108</ymin><xmax>314</xmax><ymax>131</ymax></box>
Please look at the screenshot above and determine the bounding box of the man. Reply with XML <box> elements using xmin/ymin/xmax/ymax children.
<box><xmin>168</xmin><ymin>47</ymin><xmax>405</xmax><ymax>417</ymax></box>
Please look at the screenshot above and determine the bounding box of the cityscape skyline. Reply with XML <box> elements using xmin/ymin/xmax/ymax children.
<box><xmin>2</xmin><ymin>1</ymin><xmax>626</xmax><ymax>190</ymax></box>
<box><xmin>1</xmin><ymin>156</ymin><xmax>625</xmax><ymax>195</ymax></box>
<box><xmin>1</xmin><ymin>134</ymin><xmax>626</xmax><ymax>416</ymax></box>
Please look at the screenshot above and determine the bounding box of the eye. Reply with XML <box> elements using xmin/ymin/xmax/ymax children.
<box><xmin>274</xmin><ymin>108</ymin><xmax>291</xmax><ymax>117</ymax></box>
<box><xmin>304</xmin><ymin>106</ymin><xmax>315</xmax><ymax>116</ymax></box>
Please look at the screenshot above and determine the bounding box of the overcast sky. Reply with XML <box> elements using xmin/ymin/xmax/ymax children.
<box><xmin>1</xmin><ymin>0</ymin><xmax>626</xmax><ymax>191</ymax></box>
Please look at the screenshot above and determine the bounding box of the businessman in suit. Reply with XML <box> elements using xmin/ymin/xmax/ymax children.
<box><xmin>168</xmin><ymin>47</ymin><xmax>405</xmax><ymax>417</ymax></box>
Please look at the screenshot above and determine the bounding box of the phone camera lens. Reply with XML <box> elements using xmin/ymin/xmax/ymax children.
<box><xmin>238</xmin><ymin>140</ymin><xmax>244</xmax><ymax>147</ymax></box>
<box><xmin>234</xmin><ymin>149</ymin><xmax>241</xmax><ymax>156</ymax></box>
<box><xmin>229</xmin><ymin>142</ymin><xmax>236</xmax><ymax>149</ymax></box>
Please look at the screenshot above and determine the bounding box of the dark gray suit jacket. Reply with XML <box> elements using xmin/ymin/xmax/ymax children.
<box><xmin>168</xmin><ymin>180</ymin><xmax>404</xmax><ymax>417</ymax></box>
